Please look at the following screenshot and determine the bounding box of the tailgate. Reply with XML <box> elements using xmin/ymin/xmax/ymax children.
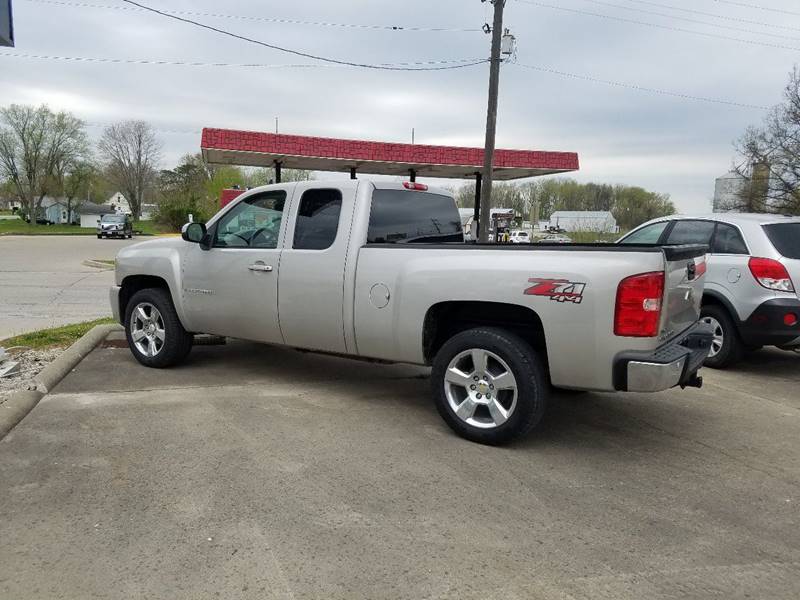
<box><xmin>661</xmin><ymin>245</ymin><xmax>708</xmax><ymax>341</ymax></box>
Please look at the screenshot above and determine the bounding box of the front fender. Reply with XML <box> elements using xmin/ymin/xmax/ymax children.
<box><xmin>115</xmin><ymin>238</ymin><xmax>189</xmax><ymax>327</ymax></box>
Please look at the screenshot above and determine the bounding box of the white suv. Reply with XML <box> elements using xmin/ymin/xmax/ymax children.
<box><xmin>620</xmin><ymin>214</ymin><xmax>800</xmax><ymax>367</ymax></box>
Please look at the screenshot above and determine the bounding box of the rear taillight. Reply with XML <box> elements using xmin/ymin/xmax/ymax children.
<box><xmin>748</xmin><ymin>257</ymin><xmax>795</xmax><ymax>292</ymax></box>
<box><xmin>403</xmin><ymin>182</ymin><xmax>429</xmax><ymax>191</ymax></box>
<box><xmin>695</xmin><ymin>258</ymin><xmax>707</xmax><ymax>278</ymax></box>
<box><xmin>614</xmin><ymin>271</ymin><xmax>665</xmax><ymax>337</ymax></box>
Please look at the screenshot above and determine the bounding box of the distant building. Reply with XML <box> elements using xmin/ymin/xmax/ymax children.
<box><xmin>549</xmin><ymin>211</ymin><xmax>618</xmax><ymax>233</ymax></box>
<box><xmin>79</xmin><ymin>203</ymin><xmax>117</xmax><ymax>228</ymax></box>
<box><xmin>108</xmin><ymin>192</ymin><xmax>131</xmax><ymax>214</ymax></box>
<box><xmin>33</xmin><ymin>197</ymin><xmax>80</xmax><ymax>224</ymax></box>
<box><xmin>713</xmin><ymin>171</ymin><xmax>748</xmax><ymax>213</ymax></box>
<box><xmin>459</xmin><ymin>207</ymin><xmax>515</xmax><ymax>240</ymax></box>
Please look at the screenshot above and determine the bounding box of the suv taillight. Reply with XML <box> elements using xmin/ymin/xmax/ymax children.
<box><xmin>614</xmin><ymin>271</ymin><xmax>665</xmax><ymax>337</ymax></box>
<box><xmin>748</xmin><ymin>257</ymin><xmax>795</xmax><ymax>292</ymax></box>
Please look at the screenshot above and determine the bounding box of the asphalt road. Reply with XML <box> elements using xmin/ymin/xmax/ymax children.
<box><xmin>1</xmin><ymin>336</ymin><xmax>798</xmax><ymax>599</ymax></box>
<box><xmin>0</xmin><ymin>235</ymin><xmax>139</xmax><ymax>338</ymax></box>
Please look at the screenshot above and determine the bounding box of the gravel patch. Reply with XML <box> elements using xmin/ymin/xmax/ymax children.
<box><xmin>0</xmin><ymin>348</ymin><xmax>64</xmax><ymax>405</ymax></box>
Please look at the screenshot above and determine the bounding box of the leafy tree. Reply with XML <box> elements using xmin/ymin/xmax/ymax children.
<box><xmin>155</xmin><ymin>154</ymin><xmax>215</xmax><ymax>230</ymax></box>
<box><xmin>0</xmin><ymin>104</ymin><xmax>88</xmax><ymax>225</ymax></box>
<box><xmin>51</xmin><ymin>159</ymin><xmax>96</xmax><ymax>224</ymax></box>
<box><xmin>456</xmin><ymin>177</ymin><xmax>674</xmax><ymax>231</ymax></box>
<box><xmin>98</xmin><ymin>120</ymin><xmax>162</xmax><ymax>219</ymax></box>
<box><xmin>730</xmin><ymin>66</ymin><xmax>800</xmax><ymax>215</ymax></box>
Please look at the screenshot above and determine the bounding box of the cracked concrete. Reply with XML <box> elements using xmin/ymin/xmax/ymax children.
<box><xmin>0</xmin><ymin>235</ymin><xmax>138</xmax><ymax>338</ymax></box>
<box><xmin>1</xmin><ymin>338</ymin><xmax>799</xmax><ymax>599</ymax></box>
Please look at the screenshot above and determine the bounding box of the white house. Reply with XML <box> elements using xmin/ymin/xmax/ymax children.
<box><xmin>108</xmin><ymin>192</ymin><xmax>131</xmax><ymax>215</ymax></box>
<box><xmin>549</xmin><ymin>211</ymin><xmax>618</xmax><ymax>233</ymax></box>
<box><xmin>79</xmin><ymin>203</ymin><xmax>117</xmax><ymax>228</ymax></box>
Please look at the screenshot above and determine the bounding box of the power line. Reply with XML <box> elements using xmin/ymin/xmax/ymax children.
<box><xmin>118</xmin><ymin>0</ymin><xmax>488</xmax><ymax>71</ymax></box>
<box><xmin>514</xmin><ymin>63</ymin><xmax>770</xmax><ymax>109</ymax></box>
<box><xmin>709</xmin><ymin>0</ymin><xmax>800</xmax><ymax>18</ymax></box>
<box><xmin>0</xmin><ymin>51</ymin><xmax>485</xmax><ymax>70</ymax></box>
<box><xmin>21</xmin><ymin>0</ymin><xmax>482</xmax><ymax>33</ymax></box>
<box><xmin>620</xmin><ymin>0</ymin><xmax>800</xmax><ymax>33</ymax></box>
<box><xmin>579</xmin><ymin>0</ymin><xmax>800</xmax><ymax>41</ymax></box>
<box><xmin>515</xmin><ymin>0</ymin><xmax>800</xmax><ymax>51</ymax></box>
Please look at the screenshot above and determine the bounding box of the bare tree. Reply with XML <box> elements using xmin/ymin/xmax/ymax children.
<box><xmin>730</xmin><ymin>66</ymin><xmax>800</xmax><ymax>215</ymax></box>
<box><xmin>0</xmin><ymin>104</ymin><xmax>87</xmax><ymax>225</ymax></box>
<box><xmin>98</xmin><ymin>120</ymin><xmax>162</xmax><ymax>219</ymax></box>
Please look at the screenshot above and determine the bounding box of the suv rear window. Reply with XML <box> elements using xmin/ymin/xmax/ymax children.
<box><xmin>763</xmin><ymin>223</ymin><xmax>800</xmax><ymax>259</ymax></box>
<box><xmin>367</xmin><ymin>189</ymin><xmax>463</xmax><ymax>244</ymax></box>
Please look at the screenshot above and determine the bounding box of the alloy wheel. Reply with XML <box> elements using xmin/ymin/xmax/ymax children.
<box><xmin>130</xmin><ymin>302</ymin><xmax>166</xmax><ymax>357</ymax></box>
<box><xmin>443</xmin><ymin>348</ymin><xmax>518</xmax><ymax>429</ymax></box>
<box><xmin>701</xmin><ymin>316</ymin><xmax>724</xmax><ymax>358</ymax></box>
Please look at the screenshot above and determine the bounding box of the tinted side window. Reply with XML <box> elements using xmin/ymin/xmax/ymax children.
<box><xmin>214</xmin><ymin>191</ymin><xmax>286</xmax><ymax>249</ymax></box>
<box><xmin>763</xmin><ymin>223</ymin><xmax>800</xmax><ymax>259</ymax></box>
<box><xmin>367</xmin><ymin>190</ymin><xmax>463</xmax><ymax>244</ymax></box>
<box><xmin>619</xmin><ymin>221</ymin><xmax>669</xmax><ymax>244</ymax></box>
<box><xmin>712</xmin><ymin>223</ymin><xmax>748</xmax><ymax>254</ymax></box>
<box><xmin>293</xmin><ymin>189</ymin><xmax>343</xmax><ymax>250</ymax></box>
<box><xmin>665</xmin><ymin>220</ymin><xmax>715</xmax><ymax>245</ymax></box>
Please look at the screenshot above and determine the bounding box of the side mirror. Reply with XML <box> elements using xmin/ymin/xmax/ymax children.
<box><xmin>182</xmin><ymin>222</ymin><xmax>207</xmax><ymax>244</ymax></box>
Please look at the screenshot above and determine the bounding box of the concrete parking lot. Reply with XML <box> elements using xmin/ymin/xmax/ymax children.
<box><xmin>0</xmin><ymin>235</ymin><xmax>138</xmax><ymax>338</ymax></box>
<box><xmin>1</xmin><ymin>336</ymin><xmax>798</xmax><ymax>599</ymax></box>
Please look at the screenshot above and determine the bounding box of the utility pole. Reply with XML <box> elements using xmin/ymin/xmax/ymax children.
<box><xmin>478</xmin><ymin>0</ymin><xmax>505</xmax><ymax>243</ymax></box>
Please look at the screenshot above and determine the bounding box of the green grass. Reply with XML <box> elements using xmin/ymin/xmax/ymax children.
<box><xmin>133</xmin><ymin>220</ymin><xmax>175</xmax><ymax>235</ymax></box>
<box><xmin>0</xmin><ymin>218</ymin><xmax>175</xmax><ymax>236</ymax></box>
<box><xmin>1</xmin><ymin>318</ymin><xmax>116</xmax><ymax>350</ymax></box>
<box><xmin>0</xmin><ymin>220</ymin><xmax>97</xmax><ymax>236</ymax></box>
<box><xmin>567</xmin><ymin>231</ymin><xmax>626</xmax><ymax>244</ymax></box>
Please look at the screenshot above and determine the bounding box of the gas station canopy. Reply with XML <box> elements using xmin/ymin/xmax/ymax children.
<box><xmin>201</xmin><ymin>128</ymin><xmax>579</xmax><ymax>181</ymax></box>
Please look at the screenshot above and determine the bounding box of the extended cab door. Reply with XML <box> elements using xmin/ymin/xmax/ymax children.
<box><xmin>181</xmin><ymin>189</ymin><xmax>290</xmax><ymax>343</ymax></box>
<box><xmin>277</xmin><ymin>183</ymin><xmax>356</xmax><ymax>354</ymax></box>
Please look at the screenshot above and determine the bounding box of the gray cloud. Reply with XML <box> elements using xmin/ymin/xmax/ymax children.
<box><xmin>2</xmin><ymin>0</ymin><xmax>798</xmax><ymax>212</ymax></box>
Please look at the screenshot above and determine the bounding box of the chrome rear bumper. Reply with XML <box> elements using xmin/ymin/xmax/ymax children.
<box><xmin>613</xmin><ymin>322</ymin><xmax>713</xmax><ymax>393</ymax></box>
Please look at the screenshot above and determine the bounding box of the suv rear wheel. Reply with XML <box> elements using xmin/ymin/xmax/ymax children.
<box><xmin>431</xmin><ymin>327</ymin><xmax>548</xmax><ymax>445</ymax></box>
<box><xmin>125</xmin><ymin>288</ymin><xmax>193</xmax><ymax>368</ymax></box>
<box><xmin>700</xmin><ymin>305</ymin><xmax>743</xmax><ymax>369</ymax></box>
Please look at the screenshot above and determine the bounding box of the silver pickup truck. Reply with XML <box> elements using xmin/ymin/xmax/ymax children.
<box><xmin>111</xmin><ymin>181</ymin><xmax>712</xmax><ymax>444</ymax></box>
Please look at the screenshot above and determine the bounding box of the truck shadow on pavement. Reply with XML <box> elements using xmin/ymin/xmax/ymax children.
<box><xmin>69</xmin><ymin>339</ymin><xmax>722</xmax><ymax>455</ymax></box>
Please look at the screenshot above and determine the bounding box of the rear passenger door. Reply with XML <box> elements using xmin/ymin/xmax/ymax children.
<box><xmin>278</xmin><ymin>184</ymin><xmax>354</xmax><ymax>354</ymax></box>
<box><xmin>708</xmin><ymin>222</ymin><xmax>750</xmax><ymax>317</ymax></box>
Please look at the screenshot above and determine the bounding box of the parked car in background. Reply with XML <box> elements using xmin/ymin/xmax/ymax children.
<box><xmin>537</xmin><ymin>234</ymin><xmax>572</xmax><ymax>244</ymax></box>
<box><xmin>509</xmin><ymin>230</ymin><xmax>532</xmax><ymax>244</ymax></box>
<box><xmin>619</xmin><ymin>214</ymin><xmax>800</xmax><ymax>367</ymax></box>
<box><xmin>97</xmin><ymin>214</ymin><xmax>133</xmax><ymax>239</ymax></box>
<box><xmin>111</xmin><ymin>180</ymin><xmax>712</xmax><ymax>444</ymax></box>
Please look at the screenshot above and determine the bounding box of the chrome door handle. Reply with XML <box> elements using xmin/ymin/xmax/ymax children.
<box><xmin>248</xmin><ymin>264</ymin><xmax>273</xmax><ymax>272</ymax></box>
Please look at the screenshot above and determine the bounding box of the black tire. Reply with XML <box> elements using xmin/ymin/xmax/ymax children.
<box><xmin>124</xmin><ymin>288</ymin><xmax>193</xmax><ymax>368</ymax></box>
<box><xmin>700</xmin><ymin>305</ymin><xmax>743</xmax><ymax>369</ymax></box>
<box><xmin>431</xmin><ymin>327</ymin><xmax>548</xmax><ymax>445</ymax></box>
<box><xmin>96</xmin><ymin>235</ymin><xmax>102</xmax><ymax>239</ymax></box>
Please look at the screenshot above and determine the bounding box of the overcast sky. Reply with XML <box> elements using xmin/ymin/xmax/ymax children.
<box><xmin>3</xmin><ymin>0</ymin><xmax>799</xmax><ymax>212</ymax></box>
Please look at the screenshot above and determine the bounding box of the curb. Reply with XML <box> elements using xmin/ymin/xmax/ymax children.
<box><xmin>0</xmin><ymin>323</ymin><xmax>123</xmax><ymax>440</ymax></box>
<box><xmin>82</xmin><ymin>260</ymin><xmax>115</xmax><ymax>270</ymax></box>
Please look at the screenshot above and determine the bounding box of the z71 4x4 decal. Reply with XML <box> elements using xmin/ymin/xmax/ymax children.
<box><xmin>524</xmin><ymin>278</ymin><xmax>587</xmax><ymax>304</ymax></box>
